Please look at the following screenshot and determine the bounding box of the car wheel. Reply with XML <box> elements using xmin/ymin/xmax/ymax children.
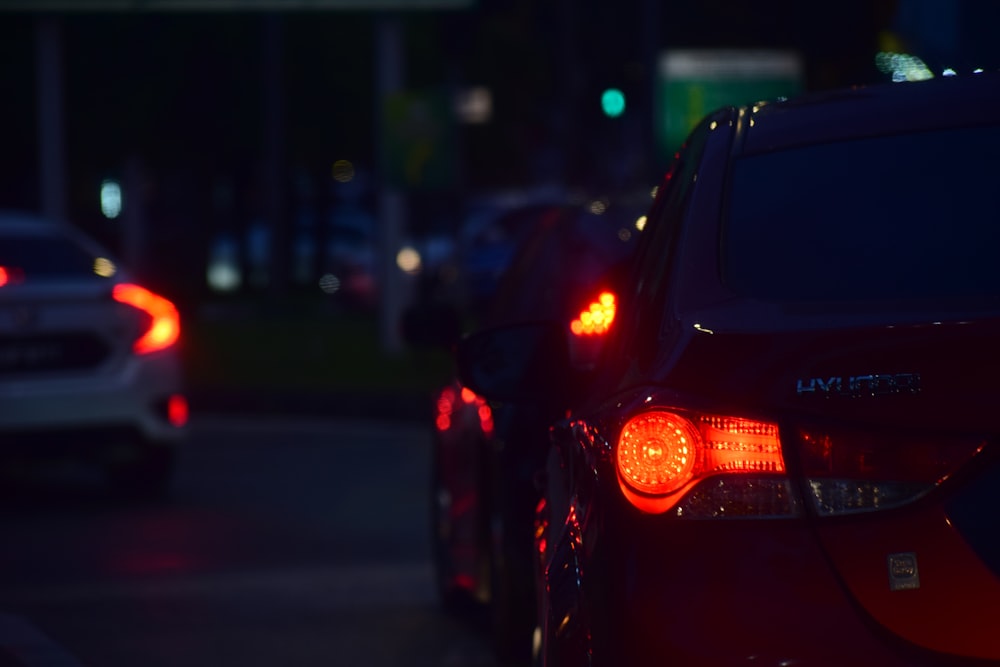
<box><xmin>106</xmin><ymin>443</ymin><xmax>175</xmax><ymax>501</ymax></box>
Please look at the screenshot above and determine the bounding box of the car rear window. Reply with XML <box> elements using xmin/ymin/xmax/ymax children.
<box><xmin>487</xmin><ymin>206</ymin><xmax>639</xmax><ymax>324</ymax></box>
<box><xmin>724</xmin><ymin>125</ymin><xmax>1000</xmax><ymax>301</ymax></box>
<box><xmin>0</xmin><ymin>235</ymin><xmax>102</xmax><ymax>279</ymax></box>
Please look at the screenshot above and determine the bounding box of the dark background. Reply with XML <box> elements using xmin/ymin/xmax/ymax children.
<box><xmin>0</xmin><ymin>0</ymin><xmax>996</xmax><ymax>316</ymax></box>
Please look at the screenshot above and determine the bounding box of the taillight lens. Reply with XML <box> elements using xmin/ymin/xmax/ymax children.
<box><xmin>0</xmin><ymin>266</ymin><xmax>25</xmax><ymax>286</ymax></box>
<box><xmin>112</xmin><ymin>283</ymin><xmax>180</xmax><ymax>354</ymax></box>
<box><xmin>798</xmin><ymin>427</ymin><xmax>985</xmax><ymax>516</ymax></box>
<box><xmin>435</xmin><ymin>383</ymin><xmax>493</xmax><ymax>435</ymax></box>
<box><xmin>616</xmin><ymin>409</ymin><xmax>796</xmax><ymax>517</ymax></box>
<box><xmin>167</xmin><ymin>394</ymin><xmax>189</xmax><ymax>427</ymax></box>
<box><xmin>618</xmin><ymin>412</ymin><xmax>700</xmax><ymax>495</ymax></box>
<box><xmin>435</xmin><ymin>386</ymin><xmax>457</xmax><ymax>432</ymax></box>
<box><xmin>570</xmin><ymin>291</ymin><xmax>616</xmax><ymax>336</ymax></box>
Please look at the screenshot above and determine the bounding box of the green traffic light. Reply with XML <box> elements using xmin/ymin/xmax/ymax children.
<box><xmin>601</xmin><ymin>88</ymin><xmax>626</xmax><ymax>118</ymax></box>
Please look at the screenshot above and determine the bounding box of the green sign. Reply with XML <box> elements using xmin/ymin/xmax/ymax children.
<box><xmin>656</xmin><ymin>49</ymin><xmax>803</xmax><ymax>158</ymax></box>
<box><xmin>381</xmin><ymin>89</ymin><xmax>456</xmax><ymax>190</ymax></box>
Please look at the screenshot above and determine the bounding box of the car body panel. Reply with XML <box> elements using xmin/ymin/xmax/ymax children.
<box><xmin>0</xmin><ymin>211</ymin><xmax>186</xmax><ymax>493</ymax></box>
<box><xmin>430</xmin><ymin>199</ymin><xmax>644</xmax><ymax>661</ymax></box>
<box><xmin>516</xmin><ymin>73</ymin><xmax>1000</xmax><ymax>666</ymax></box>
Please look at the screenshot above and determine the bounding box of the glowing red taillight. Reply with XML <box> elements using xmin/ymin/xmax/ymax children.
<box><xmin>570</xmin><ymin>291</ymin><xmax>616</xmax><ymax>336</ymax></box>
<box><xmin>435</xmin><ymin>384</ymin><xmax>494</xmax><ymax>435</ymax></box>
<box><xmin>112</xmin><ymin>283</ymin><xmax>180</xmax><ymax>354</ymax></box>
<box><xmin>616</xmin><ymin>409</ymin><xmax>787</xmax><ymax>515</ymax></box>
<box><xmin>463</xmin><ymin>385</ymin><xmax>494</xmax><ymax>435</ymax></box>
<box><xmin>0</xmin><ymin>266</ymin><xmax>25</xmax><ymax>287</ymax></box>
<box><xmin>435</xmin><ymin>386</ymin><xmax>457</xmax><ymax>431</ymax></box>
<box><xmin>167</xmin><ymin>394</ymin><xmax>189</xmax><ymax>427</ymax></box>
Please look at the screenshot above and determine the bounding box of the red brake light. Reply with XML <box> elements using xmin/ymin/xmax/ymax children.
<box><xmin>435</xmin><ymin>386</ymin><xmax>457</xmax><ymax>431</ymax></box>
<box><xmin>0</xmin><ymin>266</ymin><xmax>25</xmax><ymax>286</ymax></box>
<box><xmin>112</xmin><ymin>283</ymin><xmax>180</xmax><ymax>354</ymax></box>
<box><xmin>618</xmin><ymin>412</ymin><xmax>699</xmax><ymax>495</ymax></box>
<box><xmin>435</xmin><ymin>384</ymin><xmax>493</xmax><ymax>435</ymax></box>
<box><xmin>570</xmin><ymin>291</ymin><xmax>616</xmax><ymax>336</ymax></box>
<box><xmin>616</xmin><ymin>409</ymin><xmax>786</xmax><ymax>514</ymax></box>
<box><xmin>167</xmin><ymin>394</ymin><xmax>189</xmax><ymax>427</ymax></box>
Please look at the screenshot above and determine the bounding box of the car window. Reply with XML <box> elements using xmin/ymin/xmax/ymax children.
<box><xmin>0</xmin><ymin>235</ymin><xmax>102</xmax><ymax>279</ymax></box>
<box><xmin>611</xmin><ymin>120</ymin><xmax>711</xmax><ymax>372</ymax></box>
<box><xmin>724</xmin><ymin>124</ymin><xmax>1000</xmax><ymax>302</ymax></box>
<box><xmin>487</xmin><ymin>205</ymin><xmax>638</xmax><ymax>325</ymax></box>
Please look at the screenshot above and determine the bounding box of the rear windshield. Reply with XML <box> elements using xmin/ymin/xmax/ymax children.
<box><xmin>487</xmin><ymin>205</ymin><xmax>639</xmax><ymax>324</ymax></box>
<box><xmin>0</xmin><ymin>235</ymin><xmax>103</xmax><ymax>279</ymax></box>
<box><xmin>724</xmin><ymin>125</ymin><xmax>1000</xmax><ymax>301</ymax></box>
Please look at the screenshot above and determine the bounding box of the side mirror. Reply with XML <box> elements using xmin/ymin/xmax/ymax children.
<box><xmin>456</xmin><ymin>321</ymin><xmax>573</xmax><ymax>404</ymax></box>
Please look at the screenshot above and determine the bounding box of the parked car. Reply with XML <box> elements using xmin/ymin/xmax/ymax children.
<box><xmin>428</xmin><ymin>197</ymin><xmax>646</xmax><ymax>662</ymax></box>
<box><xmin>0</xmin><ymin>211</ymin><xmax>187</xmax><ymax>497</ymax></box>
<box><xmin>458</xmin><ymin>71</ymin><xmax>1000</xmax><ymax>666</ymax></box>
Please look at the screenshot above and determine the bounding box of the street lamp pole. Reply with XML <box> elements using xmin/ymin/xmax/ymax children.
<box><xmin>375</xmin><ymin>13</ymin><xmax>407</xmax><ymax>356</ymax></box>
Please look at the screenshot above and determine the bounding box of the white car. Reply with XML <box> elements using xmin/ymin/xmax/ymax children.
<box><xmin>0</xmin><ymin>211</ymin><xmax>187</xmax><ymax>497</ymax></box>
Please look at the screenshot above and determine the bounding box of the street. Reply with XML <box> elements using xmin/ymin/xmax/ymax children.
<box><xmin>0</xmin><ymin>415</ymin><xmax>505</xmax><ymax>667</ymax></box>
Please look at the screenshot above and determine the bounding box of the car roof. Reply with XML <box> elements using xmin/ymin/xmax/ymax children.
<box><xmin>741</xmin><ymin>72</ymin><xmax>1000</xmax><ymax>155</ymax></box>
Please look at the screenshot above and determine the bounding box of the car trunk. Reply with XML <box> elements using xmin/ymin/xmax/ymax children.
<box><xmin>0</xmin><ymin>280</ymin><xmax>140</xmax><ymax>378</ymax></box>
<box><xmin>667</xmin><ymin>309</ymin><xmax>1000</xmax><ymax>659</ymax></box>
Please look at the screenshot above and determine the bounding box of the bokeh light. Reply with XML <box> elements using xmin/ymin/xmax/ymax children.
<box><xmin>332</xmin><ymin>160</ymin><xmax>355</xmax><ymax>183</ymax></box>
<box><xmin>100</xmin><ymin>179</ymin><xmax>122</xmax><ymax>219</ymax></box>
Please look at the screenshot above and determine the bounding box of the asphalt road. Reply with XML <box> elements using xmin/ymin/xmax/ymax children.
<box><xmin>0</xmin><ymin>414</ymin><xmax>508</xmax><ymax>667</ymax></box>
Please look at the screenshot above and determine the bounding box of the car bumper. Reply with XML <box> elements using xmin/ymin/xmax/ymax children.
<box><xmin>546</xmin><ymin>497</ymin><xmax>976</xmax><ymax>667</ymax></box>
<box><xmin>0</xmin><ymin>350</ymin><xmax>186</xmax><ymax>446</ymax></box>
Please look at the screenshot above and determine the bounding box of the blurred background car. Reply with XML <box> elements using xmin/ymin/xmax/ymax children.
<box><xmin>448</xmin><ymin>187</ymin><xmax>573</xmax><ymax>317</ymax></box>
<box><xmin>422</xmin><ymin>194</ymin><xmax>647</xmax><ymax>662</ymax></box>
<box><xmin>459</xmin><ymin>71</ymin><xmax>1000</xmax><ymax>666</ymax></box>
<box><xmin>0</xmin><ymin>211</ymin><xmax>188</xmax><ymax>498</ymax></box>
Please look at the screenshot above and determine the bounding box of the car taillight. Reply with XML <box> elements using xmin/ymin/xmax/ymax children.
<box><xmin>435</xmin><ymin>384</ymin><xmax>494</xmax><ymax>435</ymax></box>
<box><xmin>167</xmin><ymin>394</ymin><xmax>189</xmax><ymax>427</ymax></box>
<box><xmin>112</xmin><ymin>283</ymin><xmax>180</xmax><ymax>354</ymax></box>
<box><xmin>0</xmin><ymin>266</ymin><xmax>25</xmax><ymax>286</ymax></box>
<box><xmin>616</xmin><ymin>409</ymin><xmax>799</xmax><ymax>517</ymax></box>
<box><xmin>570</xmin><ymin>291</ymin><xmax>615</xmax><ymax>336</ymax></box>
<box><xmin>797</xmin><ymin>427</ymin><xmax>985</xmax><ymax>516</ymax></box>
<box><xmin>435</xmin><ymin>386</ymin><xmax>457</xmax><ymax>431</ymax></box>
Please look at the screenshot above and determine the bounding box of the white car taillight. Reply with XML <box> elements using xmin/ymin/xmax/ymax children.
<box><xmin>112</xmin><ymin>283</ymin><xmax>180</xmax><ymax>355</ymax></box>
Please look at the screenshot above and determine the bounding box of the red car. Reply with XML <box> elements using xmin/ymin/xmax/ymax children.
<box><xmin>458</xmin><ymin>72</ymin><xmax>1000</xmax><ymax>665</ymax></box>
